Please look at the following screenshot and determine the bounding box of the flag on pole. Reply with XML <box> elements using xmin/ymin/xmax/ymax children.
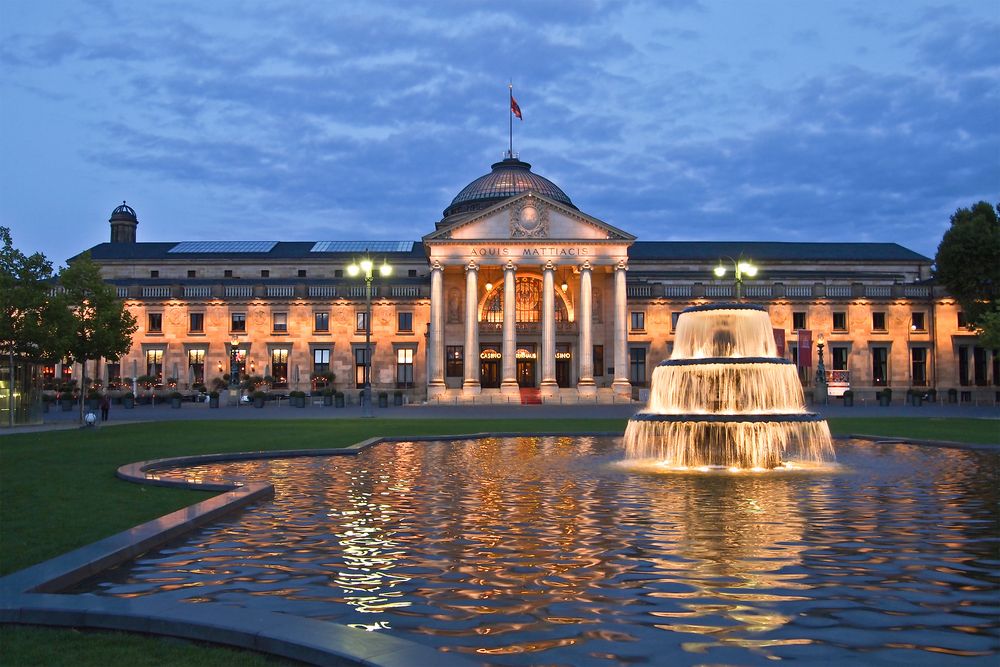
<box><xmin>510</xmin><ymin>95</ymin><xmax>522</xmax><ymax>120</ymax></box>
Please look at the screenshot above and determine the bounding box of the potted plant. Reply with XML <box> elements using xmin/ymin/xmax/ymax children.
<box><xmin>947</xmin><ymin>388</ymin><xmax>958</xmax><ymax>404</ymax></box>
<box><xmin>334</xmin><ymin>391</ymin><xmax>345</xmax><ymax>408</ymax></box>
<box><xmin>208</xmin><ymin>390</ymin><xmax>220</xmax><ymax>408</ymax></box>
<box><xmin>290</xmin><ymin>390</ymin><xmax>306</xmax><ymax>408</ymax></box>
<box><xmin>322</xmin><ymin>388</ymin><xmax>334</xmax><ymax>406</ymax></box>
<box><xmin>878</xmin><ymin>387</ymin><xmax>892</xmax><ymax>406</ymax></box>
<box><xmin>42</xmin><ymin>393</ymin><xmax>55</xmax><ymax>413</ymax></box>
<box><xmin>926</xmin><ymin>388</ymin><xmax>937</xmax><ymax>403</ymax></box>
<box><xmin>169</xmin><ymin>391</ymin><xmax>183</xmax><ymax>408</ymax></box>
<box><xmin>122</xmin><ymin>391</ymin><xmax>135</xmax><ymax>409</ymax></box>
<box><xmin>252</xmin><ymin>390</ymin><xmax>267</xmax><ymax>408</ymax></box>
<box><xmin>393</xmin><ymin>390</ymin><xmax>403</xmax><ymax>406</ymax></box>
<box><xmin>842</xmin><ymin>389</ymin><xmax>854</xmax><ymax>407</ymax></box>
<box><xmin>86</xmin><ymin>390</ymin><xmax>101</xmax><ymax>411</ymax></box>
<box><xmin>59</xmin><ymin>390</ymin><xmax>75</xmax><ymax>411</ymax></box>
<box><xmin>212</xmin><ymin>376</ymin><xmax>228</xmax><ymax>392</ymax></box>
<box><xmin>909</xmin><ymin>388</ymin><xmax>923</xmax><ymax>407</ymax></box>
<box><xmin>377</xmin><ymin>391</ymin><xmax>389</xmax><ymax>408</ymax></box>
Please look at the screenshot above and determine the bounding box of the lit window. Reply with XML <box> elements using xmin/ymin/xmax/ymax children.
<box><xmin>356</xmin><ymin>311</ymin><xmax>369</xmax><ymax>332</ymax></box>
<box><xmin>313</xmin><ymin>348</ymin><xmax>331</xmax><ymax>373</ymax></box>
<box><xmin>354</xmin><ymin>347</ymin><xmax>370</xmax><ymax>387</ymax></box>
<box><xmin>146</xmin><ymin>349</ymin><xmax>163</xmax><ymax>381</ymax></box>
<box><xmin>396</xmin><ymin>348</ymin><xmax>414</xmax><ymax>387</ymax></box>
<box><xmin>446</xmin><ymin>346</ymin><xmax>463</xmax><ymax>377</ymax></box>
<box><xmin>271</xmin><ymin>348</ymin><xmax>290</xmax><ymax>387</ymax></box>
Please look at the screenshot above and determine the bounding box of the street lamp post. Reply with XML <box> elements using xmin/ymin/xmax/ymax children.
<box><xmin>814</xmin><ymin>333</ymin><xmax>828</xmax><ymax>404</ymax></box>
<box><xmin>347</xmin><ymin>255</ymin><xmax>392</xmax><ymax>418</ymax></box>
<box><xmin>713</xmin><ymin>258</ymin><xmax>758</xmax><ymax>301</ymax></box>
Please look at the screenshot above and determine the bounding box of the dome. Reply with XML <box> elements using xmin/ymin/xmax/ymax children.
<box><xmin>110</xmin><ymin>201</ymin><xmax>137</xmax><ymax>221</ymax></box>
<box><xmin>443</xmin><ymin>158</ymin><xmax>575</xmax><ymax>219</ymax></box>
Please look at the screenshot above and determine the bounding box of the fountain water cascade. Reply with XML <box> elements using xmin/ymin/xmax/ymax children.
<box><xmin>624</xmin><ymin>303</ymin><xmax>835</xmax><ymax>469</ymax></box>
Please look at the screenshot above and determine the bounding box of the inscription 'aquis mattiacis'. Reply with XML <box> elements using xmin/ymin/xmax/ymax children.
<box><xmin>469</xmin><ymin>246</ymin><xmax>591</xmax><ymax>257</ymax></box>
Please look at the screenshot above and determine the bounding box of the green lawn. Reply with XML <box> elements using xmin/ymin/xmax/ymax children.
<box><xmin>0</xmin><ymin>416</ymin><xmax>995</xmax><ymax>666</ymax></box>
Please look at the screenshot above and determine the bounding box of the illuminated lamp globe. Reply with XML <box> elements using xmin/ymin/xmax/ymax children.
<box><xmin>485</xmin><ymin>282</ymin><xmax>494</xmax><ymax>292</ymax></box>
<box><xmin>347</xmin><ymin>264</ymin><xmax>360</xmax><ymax>277</ymax></box>
<box><xmin>359</xmin><ymin>258</ymin><xmax>373</xmax><ymax>273</ymax></box>
<box><xmin>379</xmin><ymin>261</ymin><xmax>392</xmax><ymax>277</ymax></box>
<box><xmin>84</xmin><ymin>412</ymin><xmax>97</xmax><ymax>426</ymax></box>
<box><xmin>713</xmin><ymin>265</ymin><xmax>727</xmax><ymax>278</ymax></box>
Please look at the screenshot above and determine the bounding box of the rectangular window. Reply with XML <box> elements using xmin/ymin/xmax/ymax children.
<box><xmin>958</xmin><ymin>345</ymin><xmax>970</xmax><ymax>386</ymax></box>
<box><xmin>958</xmin><ymin>311</ymin><xmax>968</xmax><ymax>329</ymax></box>
<box><xmin>832</xmin><ymin>312</ymin><xmax>847</xmax><ymax>332</ymax></box>
<box><xmin>150</xmin><ymin>270</ymin><xmax>159</xmax><ymax>278</ymax></box>
<box><xmin>147</xmin><ymin>313</ymin><xmax>162</xmax><ymax>333</ymax></box>
<box><xmin>793</xmin><ymin>311</ymin><xmax>807</xmax><ymax>330</ymax></box>
<box><xmin>630</xmin><ymin>311</ymin><xmax>645</xmax><ymax>332</ymax></box>
<box><xmin>188</xmin><ymin>349</ymin><xmax>205</xmax><ymax>384</ymax></box>
<box><xmin>629</xmin><ymin>347</ymin><xmax>647</xmax><ymax>386</ymax></box>
<box><xmin>831</xmin><ymin>347</ymin><xmax>849</xmax><ymax>371</ymax></box>
<box><xmin>313</xmin><ymin>348</ymin><xmax>331</xmax><ymax>374</ymax></box>
<box><xmin>911</xmin><ymin>348</ymin><xmax>927</xmax><ymax>386</ymax></box>
<box><xmin>994</xmin><ymin>349</ymin><xmax>1000</xmax><ymax>387</ymax></box>
<box><xmin>871</xmin><ymin>347</ymin><xmax>888</xmax><ymax>386</ymax></box>
<box><xmin>398</xmin><ymin>311</ymin><xmax>413</xmax><ymax>332</ymax></box>
<box><xmin>671</xmin><ymin>312</ymin><xmax>680</xmax><ymax>332</ymax></box>
<box><xmin>189</xmin><ymin>312</ymin><xmax>204</xmax><ymax>333</ymax></box>
<box><xmin>396</xmin><ymin>348</ymin><xmax>415</xmax><ymax>387</ymax></box>
<box><xmin>593</xmin><ymin>345</ymin><xmax>604</xmax><ymax>377</ymax></box>
<box><xmin>187</xmin><ymin>270</ymin><xmax>196</xmax><ymax>278</ymax></box>
<box><xmin>271</xmin><ymin>348</ymin><xmax>290</xmax><ymax>387</ymax></box>
<box><xmin>356</xmin><ymin>311</ymin><xmax>369</xmax><ymax>332</ymax></box>
<box><xmin>261</xmin><ymin>269</ymin><xmax>270</xmax><ymax>278</ymax></box>
<box><xmin>408</xmin><ymin>269</ymin><xmax>417</xmax><ymax>277</ymax></box>
<box><xmin>231</xmin><ymin>312</ymin><xmax>246</xmax><ymax>332</ymax></box>
<box><xmin>298</xmin><ymin>269</ymin><xmax>307</xmax><ymax>278</ymax></box>
<box><xmin>354</xmin><ymin>347</ymin><xmax>370</xmax><ymax>387</ymax></box>
<box><xmin>334</xmin><ymin>269</ymin><xmax>343</xmax><ymax>277</ymax></box>
<box><xmin>106</xmin><ymin>362</ymin><xmax>121</xmax><ymax>386</ymax></box>
<box><xmin>872</xmin><ymin>312</ymin><xmax>887</xmax><ymax>331</ymax></box>
<box><xmin>911</xmin><ymin>312</ymin><xmax>926</xmax><ymax>332</ymax></box>
<box><xmin>146</xmin><ymin>349</ymin><xmax>163</xmax><ymax>381</ymax></box>
<box><xmin>272</xmin><ymin>312</ymin><xmax>288</xmax><ymax>333</ymax></box>
<box><xmin>974</xmin><ymin>346</ymin><xmax>988</xmax><ymax>386</ymax></box>
<box><xmin>446</xmin><ymin>345</ymin><xmax>463</xmax><ymax>377</ymax></box>
<box><xmin>224</xmin><ymin>269</ymin><xmax>233</xmax><ymax>278</ymax></box>
<box><xmin>314</xmin><ymin>312</ymin><xmax>329</xmax><ymax>332</ymax></box>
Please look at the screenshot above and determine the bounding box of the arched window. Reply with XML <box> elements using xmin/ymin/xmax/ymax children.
<box><xmin>482</xmin><ymin>276</ymin><xmax>568</xmax><ymax>324</ymax></box>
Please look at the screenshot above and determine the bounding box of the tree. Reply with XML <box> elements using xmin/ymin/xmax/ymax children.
<box><xmin>934</xmin><ymin>201</ymin><xmax>1000</xmax><ymax>345</ymax></box>
<box><xmin>0</xmin><ymin>227</ymin><xmax>69</xmax><ymax>362</ymax></box>
<box><xmin>58</xmin><ymin>252</ymin><xmax>137</xmax><ymax>421</ymax></box>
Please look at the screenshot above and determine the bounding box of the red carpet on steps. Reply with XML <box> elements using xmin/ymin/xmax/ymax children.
<box><xmin>519</xmin><ymin>388</ymin><xmax>542</xmax><ymax>405</ymax></box>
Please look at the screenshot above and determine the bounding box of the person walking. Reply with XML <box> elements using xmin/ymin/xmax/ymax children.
<box><xmin>100</xmin><ymin>393</ymin><xmax>110</xmax><ymax>422</ymax></box>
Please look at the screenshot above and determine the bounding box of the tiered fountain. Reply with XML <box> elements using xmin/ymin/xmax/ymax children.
<box><xmin>624</xmin><ymin>303</ymin><xmax>834</xmax><ymax>469</ymax></box>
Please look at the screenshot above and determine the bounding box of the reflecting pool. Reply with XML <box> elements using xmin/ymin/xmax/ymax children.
<box><xmin>76</xmin><ymin>437</ymin><xmax>999</xmax><ymax>665</ymax></box>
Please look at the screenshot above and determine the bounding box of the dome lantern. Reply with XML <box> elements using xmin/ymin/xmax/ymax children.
<box><xmin>109</xmin><ymin>201</ymin><xmax>138</xmax><ymax>244</ymax></box>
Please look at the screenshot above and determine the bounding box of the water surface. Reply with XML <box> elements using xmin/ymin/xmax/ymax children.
<box><xmin>77</xmin><ymin>437</ymin><xmax>999</xmax><ymax>665</ymax></box>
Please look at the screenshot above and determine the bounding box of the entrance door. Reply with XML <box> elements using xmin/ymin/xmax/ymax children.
<box><xmin>517</xmin><ymin>359</ymin><xmax>536</xmax><ymax>387</ymax></box>
<box><xmin>555</xmin><ymin>343</ymin><xmax>572</xmax><ymax>387</ymax></box>
<box><xmin>480</xmin><ymin>348</ymin><xmax>501</xmax><ymax>388</ymax></box>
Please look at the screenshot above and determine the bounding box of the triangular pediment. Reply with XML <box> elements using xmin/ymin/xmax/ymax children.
<box><xmin>423</xmin><ymin>192</ymin><xmax>635</xmax><ymax>244</ymax></box>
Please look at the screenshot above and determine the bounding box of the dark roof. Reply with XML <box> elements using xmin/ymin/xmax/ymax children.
<box><xmin>110</xmin><ymin>201</ymin><xmax>137</xmax><ymax>221</ymax></box>
<box><xmin>629</xmin><ymin>241</ymin><xmax>930</xmax><ymax>263</ymax></box>
<box><xmin>78</xmin><ymin>242</ymin><xmax>428</xmax><ymax>263</ymax></box>
<box><xmin>442</xmin><ymin>158</ymin><xmax>575</xmax><ymax>219</ymax></box>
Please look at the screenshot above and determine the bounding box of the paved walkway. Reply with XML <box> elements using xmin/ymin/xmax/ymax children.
<box><xmin>6</xmin><ymin>399</ymin><xmax>999</xmax><ymax>436</ymax></box>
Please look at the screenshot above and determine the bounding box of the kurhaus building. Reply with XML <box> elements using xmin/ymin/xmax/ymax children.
<box><xmin>70</xmin><ymin>156</ymin><xmax>996</xmax><ymax>403</ymax></box>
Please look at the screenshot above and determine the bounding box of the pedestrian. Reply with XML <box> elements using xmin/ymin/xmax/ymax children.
<box><xmin>100</xmin><ymin>393</ymin><xmax>110</xmax><ymax>422</ymax></box>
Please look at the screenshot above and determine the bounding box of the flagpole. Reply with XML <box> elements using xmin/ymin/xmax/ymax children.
<box><xmin>508</xmin><ymin>81</ymin><xmax>513</xmax><ymax>159</ymax></box>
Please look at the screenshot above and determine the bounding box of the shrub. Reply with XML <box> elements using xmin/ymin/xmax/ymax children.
<box><xmin>252</xmin><ymin>390</ymin><xmax>268</xmax><ymax>400</ymax></box>
<box><xmin>208</xmin><ymin>390</ymin><xmax>219</xmax><ymax>399</ymax></box>
<box><xmin>169</xmin><ymin>391</ymin><xmax>183</xmax><ymax>400</ymax></box>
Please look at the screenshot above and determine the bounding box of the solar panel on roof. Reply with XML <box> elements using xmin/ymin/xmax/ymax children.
<box><xmin>310</xmin><ymin>241</ymin><xmax>414</xmax><ymax>253</ymax></box>
<box><xmin>169</xmin><ymin>241</ymin><xmax>277</xmax><ymax>254</ymax></box>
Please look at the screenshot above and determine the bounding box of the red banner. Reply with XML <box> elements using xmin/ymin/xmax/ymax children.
<box><xmin>797</xmin><ymin>329</ymin><xmax>812</xmax><ymax>368</ymax></box>
<box><xmin>773</xmin><ymin>328</ymin><xmax>785</xmax><ymax>357</ymax></box>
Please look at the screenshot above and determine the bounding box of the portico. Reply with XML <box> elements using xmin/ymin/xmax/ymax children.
<box><xmin>424</xmin><ymin>190</ymin><xmax>634</xmax><ymax>401</ymax></box>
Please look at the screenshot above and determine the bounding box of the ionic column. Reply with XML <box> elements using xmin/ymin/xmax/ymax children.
<box><xmin>540</xmin><ymin>261</ymin><xmax>559</xmax><ymax>397</ymax></box>
<box><xmin>577</xmin><ymin>261</ymin><xmax>596</xmax><ymax>396</ymax></box>
<box><xmin>500</xmin><ymin>261</ymin><xmax>519</xmax><ymax>394</ymax></box>
<box><xmin>463</xmin><ymin>260</ymin><xmax>481</xmax><ymax>394</ymax></box>
<box><xmin>612</xmin><ymin>259</ymin><xmax>631</xmax><ymax>396</ymax></box>
<box><xmin>427</xmin><ymin>261</ymin><xmax>445</xmax><ymax>397</ymax></box>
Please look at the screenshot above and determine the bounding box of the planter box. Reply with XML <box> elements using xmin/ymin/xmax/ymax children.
<box><xmin>393</xmin><ymin>393</ymin><xmax>403</xmax><ymax>406</ymax></box>
<box><xmin>323</xmin><ymin>395</ymin><xmax>333</xmax><ymax>406</ymax></box>
<box><xmin>209</xmin><ymin>396</ymin><xmax>220</xmax><ymax>408</ymax></box>
<box><xmin>170</xmin><ymin>398</ymin><xmax>182</xmax><ymax>409</ymax></box>
<box><xmin>292</xmin><ymin>396</ymin><xmax>306</xmax><ymax>408</ymax></box>
<box><xmin>334</xmin><ymin>395</ymin><xmax>345</xmax><ymax>408</ymax></box>
<box><xmin>122</xmin><ymin>397</ymin><xmax>135</xmax><ymax>409</ymax></box>
<box><xmin>253</xmin><ymin>397</ymin><xmax>265</xmax><ymax>408</ymax></box>
<box><xmin>377</xmin><ymin>394</ymin><xmax>389</xmax><ymax>408</ymax></box>
<box><xmin>60</xmin><ymin>401</ymin><xmax>74</xmax><ymax>412</ymax></box>
<box><xmin>842</xmin><ymin>394</ymin><xmax>853</xmax><ymax>407</ymax></box>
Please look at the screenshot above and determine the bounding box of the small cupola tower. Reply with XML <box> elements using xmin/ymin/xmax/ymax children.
<box><xmin>109</xmin><ymin>201</ymin><xmax>138</xmax><ymax>243</ymax></box>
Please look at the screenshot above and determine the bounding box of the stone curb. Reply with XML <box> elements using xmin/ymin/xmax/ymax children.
<box><xmin>0</xmin><ymin>431</ymin><xmax>619</xmax><ymax>666</ymax></box>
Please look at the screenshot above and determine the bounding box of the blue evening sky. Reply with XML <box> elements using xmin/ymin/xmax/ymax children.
<box><xmin>1</xmin><ymin>0</ymin><xmax>997</xmax><ymax>264</ymax></box>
